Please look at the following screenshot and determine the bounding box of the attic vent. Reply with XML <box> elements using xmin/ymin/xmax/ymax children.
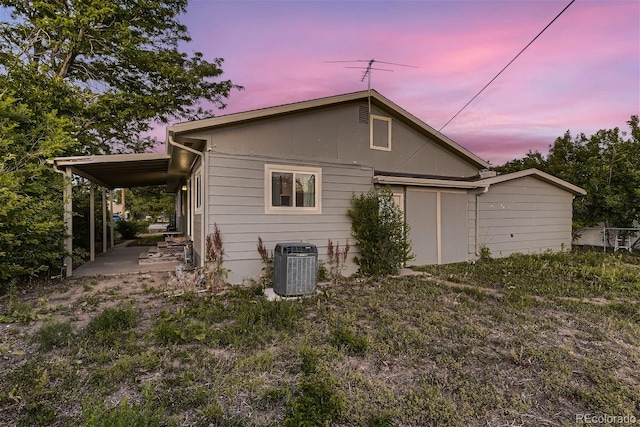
<box><xmin>358</xmin><ymin>106</ymin><xmax>369</xmax><ymax>124</ymax></box>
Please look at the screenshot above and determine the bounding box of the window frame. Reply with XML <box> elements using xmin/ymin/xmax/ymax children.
<box><xmin>370</xmin><ymin>114</ymin><xmax>392</xmax><ymax>152</ymax></box>
<box><xmin>264</xmin><ymin>164</ymin><xmax>322</xmax><ymax>214</ymax></box>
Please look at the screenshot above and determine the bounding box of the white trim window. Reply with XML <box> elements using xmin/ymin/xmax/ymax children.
<box><xmin>265</xmin><ymin>164</ymin><xmax>321</xmax><ymax>214</ymax></box>
<box><xmin>194</xmin><ymin>169</ymin><xmax>202</xmax><ymax>214</ymax></box>
<box><xmin>370</xmin><ymin>115</ymin><xmax>392</xmax><ymax>151</ymax></box>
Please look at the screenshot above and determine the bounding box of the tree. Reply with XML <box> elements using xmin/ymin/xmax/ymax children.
<box><xmin>0</xmin><ymin>0</ymin><xmax>241</xmax><ymax>154</ymax></box>
<box><xmin>495</xmin><ymin>116</ymin><xmax>640</xmax><ymax>230</ymax></box>
<box><xmin>117</xmin><ymin>187</ymin><xmax>175</xmax><ymax>221</ymax></box>
<box><xmin>347</xmin><ymin>188</ymin><xmax>413</xmax><ymax>277</ymax></box>
<box><xmin>0</xmin><ymin>83</ymin><xmax>79</xmax><ymax>286</ymax></box>
<box><xmin>0</xmin><ymin>0</ymin><xmax>240</xmax><ymax>287</ymax></box>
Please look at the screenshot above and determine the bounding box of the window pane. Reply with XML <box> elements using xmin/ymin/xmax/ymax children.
<box><xmin>272</xmin><ymin>172</ymin><xmax>293</xmax><ymax>206</ymax></box>
<box><xmin>296</xmin><ymin>173</ymin><xmax>315</xmax><ymax>207</ymax></box>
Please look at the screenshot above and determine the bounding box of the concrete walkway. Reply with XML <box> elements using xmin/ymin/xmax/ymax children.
<box><xmin>72</xmin><ymin>240</ymin><xmax>183</xmax><ymax>277</ymax></box>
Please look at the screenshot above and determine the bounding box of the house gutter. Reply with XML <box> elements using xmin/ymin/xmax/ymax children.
<box><xmin>168</xmin><ymin>135</ymin><xmax>203</xmax><ymax>157</ymax></box>
<box><xmin>168</xmin><ymin>136</ymin><xmax>206</xmax><ymax>269</ymax></box>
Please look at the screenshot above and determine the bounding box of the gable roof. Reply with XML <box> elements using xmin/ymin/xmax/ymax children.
<box><xmin>168</xmin><ymin>90</ymin><xmax>490</xmax><ymax>170</ymax></box>
<box><xmin>374</xmin><ymin>168</ymin><xmax>586</xmax><ymax>196</ymax></box>
<box><xmin>478</xmin><ymin>168</ymin><xmax>587</xmax><ymax>196</ymax></box>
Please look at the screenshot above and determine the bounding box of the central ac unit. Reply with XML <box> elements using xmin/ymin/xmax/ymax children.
<box><xmin>273</xmin><ymin>243</ymin><xmax>318</xmax><ymax>296</ymax></box>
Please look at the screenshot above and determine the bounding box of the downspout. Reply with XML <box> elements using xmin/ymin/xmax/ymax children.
<box><xmin>168</xmin><ymin>136</ymin><xmax>205</xmax><ymax>268</ymax></box>
<box><xmin>168</xmin><ymin>135</ymin><xmax>203</xmax><ymax>157</ymax></box>
<box><xmin>203</xmin><ymin>142</ymin><xmax>209</xmax><ymax>268</ymax></box>
<box><xmin>475</xmin><ymin>185</ymin><xmax>490</xmax><ymax>257</ymax></box>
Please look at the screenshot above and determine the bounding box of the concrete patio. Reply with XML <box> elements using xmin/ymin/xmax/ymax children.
<box><xmin>72</xmin><ymin>240</ymin><xmax>184</xmax><ymax>277</ymax></box>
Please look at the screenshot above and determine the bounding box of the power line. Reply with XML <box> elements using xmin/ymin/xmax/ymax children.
<box><xmin>439</xmin><ymin>0</ymin><xmax>575</xmax><ymax>132</ymax></box>
<box><xmin>393</xmin><ymin>0</ymin><xmax>576</xmax><ymax>172</ymax></box>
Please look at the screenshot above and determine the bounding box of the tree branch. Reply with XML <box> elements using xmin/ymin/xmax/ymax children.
<box><xmin>57</xmin><ymin>26</ymin><xmax>85</xmax><ymax>79</ymax></box>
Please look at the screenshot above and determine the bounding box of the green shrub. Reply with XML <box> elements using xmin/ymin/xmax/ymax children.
<box><xmin>127</xmin><ymin>234</ymin><xmax>165</xmax><ymax>246</ymax></box>
<box><xmin>115</xmin><ymin>220</ymin><xmax>148</xmax><ymax>240</ymax></box>
<box><xmin>347</xmin><ymin>187</ymin><xmax>413</xmax><ymax>277</ymax></box>
<box><xmin>478</xmin><ymin>245</ymin><xmax>492</xmax><ymax>261</ymax></box>
<box><xmin>37</xmin><ymin>320</ymin><xmax>73</xmax><ymax>351</ymax></box>
<box><xmin>317</xmin><ymin>260</ymin><xmax>329</xmax><ymax>282</ymax></box>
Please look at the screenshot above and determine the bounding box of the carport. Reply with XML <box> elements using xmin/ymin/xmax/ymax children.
<box><xmin>54</xmin><ymin>152</ymin><xmax>172</xmax><ymax>277</ymax></box>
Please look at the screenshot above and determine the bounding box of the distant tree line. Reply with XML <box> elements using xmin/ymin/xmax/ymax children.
<box><xmin>495</xmin><ymin>116</ymin><xmax>640</xmax><ymax>232</ymax></box>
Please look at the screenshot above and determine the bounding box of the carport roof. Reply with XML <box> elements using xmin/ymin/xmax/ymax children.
<box><xmin>54</xmin><ymin>152</ymin><xmax>171</xmax><ymax>189</ymax></box>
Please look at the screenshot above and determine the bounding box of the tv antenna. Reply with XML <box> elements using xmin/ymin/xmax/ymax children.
<box><xmin>326</xmin><ymin>59</ymin><xmax>417</xmax><ymax>90</ymax></box>
<box><xmin>326</xmin><ymin>59</ymin><xmax>417</xmax><ymax>113</ymax></box>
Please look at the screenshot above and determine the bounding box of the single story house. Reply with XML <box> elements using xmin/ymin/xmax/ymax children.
<box><xmin>55</xmin><ymin>90</ymin><xmax>586</xmax><ymax>282</ymax></box>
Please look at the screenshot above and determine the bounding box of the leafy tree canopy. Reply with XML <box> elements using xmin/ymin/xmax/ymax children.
<box><xmin>495</xmin><ymin>116</ymin><xmax>640</xmax><ymax>229</ymax></box>
<box><xmin>0</xmin><ymin>84</ymin><xmax>78</xmax><ymax>284</ymax></box>
<box><xmin>115</xmin><ymin>187</ymin><xmax>175</xmax><ymax>221</ymax></box>
<box><xmin>0</xmin><ymin>0</ymin><xmax>239</xmax><ymax>287</ymax></box>
<box><xmin>0</xmin><ymin>0</ymin><xmax>241</xmax><ymax>153</ymax></box>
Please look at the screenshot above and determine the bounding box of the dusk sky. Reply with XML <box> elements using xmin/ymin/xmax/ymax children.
<box><xmin>174</xmin><ymin>0</ymin><xmax>639</xmax><ymax>166</ymax></box>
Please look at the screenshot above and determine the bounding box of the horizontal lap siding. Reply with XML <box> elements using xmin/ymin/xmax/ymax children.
<box><xmin>207</xmin><ymin>153</ymin><xmax>372</xmax><ymax>283</ymax></box>
<box><xmin>478</xmin><ymin>176</ymin><xmax>574</xmax><ymax>258</ymax></box>
<box><xmin>468</xmin><ymin>194</ymin><xmax>476</xmax><ymax>257</ymax></box>
<box><xmin>192</xmin><ymin>214</ymin><xmax>202</xmax><ymax>265</ymax></box>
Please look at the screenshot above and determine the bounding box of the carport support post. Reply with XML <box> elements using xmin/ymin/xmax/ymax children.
<box><xmin>102</xmin><ymin>188</ymin><xmax>107</xmax><ymax>254</ymax></box>
<box><xmin>63</xmin><ymin>168</ymin><xmax>73</xmax><ymax>278</ymax></box>
<box><xmin>90</xmin><ymin>184</ymin><xmax>95</xmax><ymax>261</ymax></box>
<box><xmin>109</xmin><ymin>190</ymin><xmax>115</xmax><ymax>248</ymax></box>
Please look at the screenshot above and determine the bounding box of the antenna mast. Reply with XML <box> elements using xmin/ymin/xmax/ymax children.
<box><xmin>326</xmin><ymin>59</ymin><xmax>417</xmax><ymax>113</ymax></box>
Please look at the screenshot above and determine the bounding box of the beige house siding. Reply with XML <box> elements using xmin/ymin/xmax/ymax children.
<box><xmin>477</xmin><ymin>176</ymin><xmax>574</xmax><ymax>257</ymax></box>
<box><xmin>184</xmin><ymin>101</ymin><xmax>480</xmax><ymax>179</ymax></box>
<box><xmin>468</xmin><ymin>193</ymin><xmax>477</xmax><ymax>258</ymax></box>
<box><xmin>206</xmin><ymin>152</ymin><xmax>372</xmax><ymax>283</ymax></box>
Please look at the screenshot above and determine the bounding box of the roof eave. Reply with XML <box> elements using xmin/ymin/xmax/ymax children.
<box><xmin>169</xmin><ymin>89</ymin><xmax>490</xmax><ymax>171</ymax></box>
<box><xmin>480</xmin><ymin>168</ymin><xmax>587</xmax><ymax>196</ymax></box>
<box><xmin>374</xmin><ymin>175</ymin><xmax>484</xmax><ymax>189</ymax></box>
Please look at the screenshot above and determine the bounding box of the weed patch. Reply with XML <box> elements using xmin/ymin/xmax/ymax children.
<box><xmin>36</xmin><ymin>319</ymin><xmax>74</xmax><ymax>351</ymax></box>
<box><xmin>1</xmin><ymin>253</ymin><xmax>639</xmax><ymax>426</ymax></box>
<box><xmin>81</xmin><ymin>398</ymin><xmax>163</xmax><ymax>427</ymax></box>
<box><xmin>86</xmin><ymin>304</ymin><xmax>137</xmax><ymax>347</ymax></box>
<box><xmin>283</xmin><ymin>347</ymin><xmax>344</xmax><ymax>426</ymax></box>
<box><xmin>329</xmin><ymin>326</ymin><xmax>368</xmax><ymax>356</ymax></box>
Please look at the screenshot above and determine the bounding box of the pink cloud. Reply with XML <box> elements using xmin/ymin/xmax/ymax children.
<box><xmin>168</xmin><ymin>0</ymin><xmax>638</xmax><ymax>168</ymax></box>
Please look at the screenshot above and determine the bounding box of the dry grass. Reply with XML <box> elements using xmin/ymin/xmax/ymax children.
<box><xmin>0</xmin><ymin>251</ymin><xmax>639</xmax><ymax>426</ymax></box>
